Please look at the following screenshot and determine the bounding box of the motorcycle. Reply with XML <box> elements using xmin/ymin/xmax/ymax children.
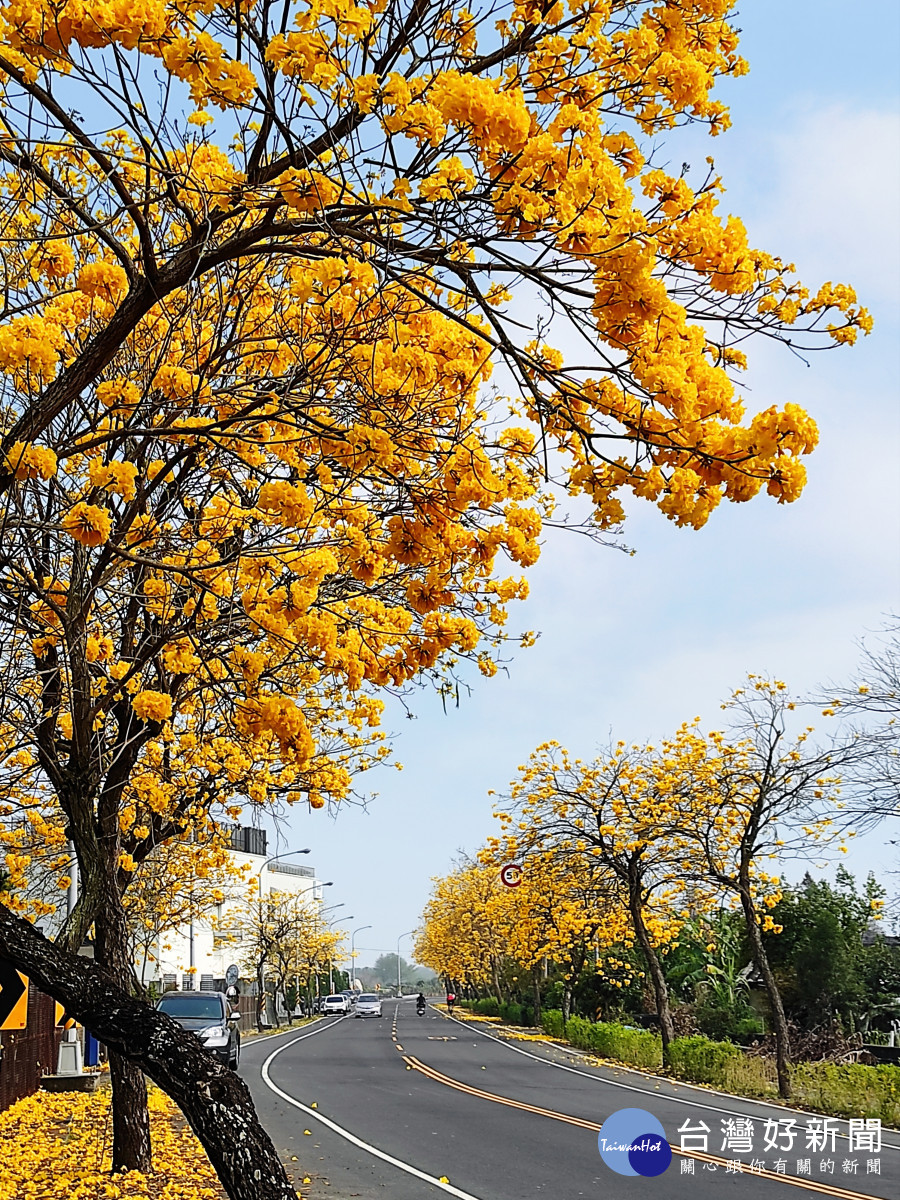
<box><xmin>416</xmin><ymin>1000</ymin><xmax>426</xmax><ymax>1016</ymax></box>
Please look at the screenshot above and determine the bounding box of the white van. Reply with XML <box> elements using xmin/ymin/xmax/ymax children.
<box><xmin>322</xmin><ymin>994</ymin><xmax>350</xmax><ymax>1014</ymax></box>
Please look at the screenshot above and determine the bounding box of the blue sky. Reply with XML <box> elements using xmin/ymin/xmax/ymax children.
<box><xmin>277</xmin><ymin>1</ymin><xmax>900</xmax><ymax>967</ymax></box>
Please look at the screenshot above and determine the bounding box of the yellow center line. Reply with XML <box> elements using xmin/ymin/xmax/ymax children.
<box><xmin>403</xmin><ymin>1056</ymin><xmax>881</xmax><ymax>1200</ymax></box>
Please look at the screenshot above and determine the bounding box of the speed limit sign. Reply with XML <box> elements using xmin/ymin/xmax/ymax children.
<box><xmin>500</xmin><ymin>863</ymin><xmax>523</xmax><ymax>888</ymax></box>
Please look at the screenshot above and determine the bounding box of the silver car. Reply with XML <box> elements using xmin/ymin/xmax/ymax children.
<box><xmin>354</xmin><ymin>993</ymin><xmax>382</xmax><ymax>1018</ymax></box>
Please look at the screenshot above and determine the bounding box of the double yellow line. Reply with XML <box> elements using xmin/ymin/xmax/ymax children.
<box><xmin>403</xmin><ymin>1055</ymin><xmax>881</xmax><ymax>1200</ymax></box>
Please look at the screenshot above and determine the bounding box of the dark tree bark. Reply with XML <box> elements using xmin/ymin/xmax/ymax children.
<box><xmin>0</xmin><ymin>905</ymin><xmax>298</xmax><ymax>1200</ymax></box>
<box><xmin>94</xmin><ymin>893</ymin><xmax>153</xmax><ymax>1172</ymax></box>
<box><xmin>627</xmin><ymin>887</ymin><xmax>675</xmax><ymax>1063</ymax></box>
<box><xmin>739</xmin><ymin>886</ymin><xmax>792</xmax><ymax>1099</ymax></box>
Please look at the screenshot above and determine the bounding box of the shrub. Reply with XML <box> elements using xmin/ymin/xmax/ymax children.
<box><xmin>791</xmin><ymin>1062</ymin><xmax>900</xmax><ymax>1125</ymax></box>
<box><xmin>498</xmin><ymin>1001</ymin><xmax>534</xmax><ymax>1026</ymax></box>
<box><xmin>565</xmin><ymin>1017</ymin><xmax>662</xmax><ymax>1070</ymax></box>
<box><xmin>541</xmin><ymin>1009</ymin><xmax>565</xmax><ymax>1039</ymax></box>
<box><xmin>472</xmin><ymin>998</ymin><xmax>500</xmax><ymax>1017</ymax></box>
<box><xmin>668</xmin><ymin>1035</ymin><xmax>741</xmax><ymax>1084</ymax></box>
<box><xmin>666</xmin><ymin>1035</ymin><xmax>776</xmax><ymax>1096</ymax></box>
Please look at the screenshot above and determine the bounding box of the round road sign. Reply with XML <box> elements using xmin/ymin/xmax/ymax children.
<box><xmin>500</xmin><ymin>863</ymin><xmax>523</xmax><ymax>888</ymax></box>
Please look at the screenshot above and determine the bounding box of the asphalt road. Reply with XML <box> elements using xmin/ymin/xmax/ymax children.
<box><xmin>239</xmin><ymin>1001</ymin><xmax>900</xmax><ymax>1200</ymax></box>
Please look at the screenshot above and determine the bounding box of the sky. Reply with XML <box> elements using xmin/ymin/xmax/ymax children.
<box><xmin>271</xmin><ymin>0</ymin><xmax>900</xmax><ymax>968</ymax></box>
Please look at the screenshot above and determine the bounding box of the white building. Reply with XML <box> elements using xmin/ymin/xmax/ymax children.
<box><xmin>143</xmin><ymin>827</ymin><xmax>328</xmax><ymax>994</ymax></box>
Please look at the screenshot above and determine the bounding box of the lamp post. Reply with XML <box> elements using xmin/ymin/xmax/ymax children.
<box><xmin>350</xmin><ymin>925</ymin><xmax>371</xmax><ymax>989</ymax></box>
<box><xmin>307</xmin><ymin>897</ymin><xmax>338</xmax><ymax>1007</ymax></box>
<box><xmin>397</xmin><ymin>930</ymin><xmax>414</xmax><ymax>997</ymax></box>
<box><xmin>257</xmin><ymin>848</ymin><xmax>311</xmax><ymax>899</ymax></box>
<box><xmin>254</xmin><ymin>848</ymin><xmax>310</xmax><ymax>1029</ymax></box>
<box><xmin>328</xmin><ymin>912</ymin><xmax>352</xmax><ymax>994</ymax></box>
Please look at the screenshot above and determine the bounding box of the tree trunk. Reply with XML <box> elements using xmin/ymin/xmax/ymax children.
<box><xmin>94</xmin><ymin>874</ymin><xmax>153</xmax><ymax>1173</ymax></box>
<box><xmin>256</xmin><ymin>960</ymin><xmax>266</xmax><ymax>1031</ymax></box>
<box><xmin>0</xmin><ymin>905</ymin><xmax>298</xmax><ymax>1200</ymax></box>
<box><xmin>629</xmin><ymin>894</ymin><xmax>675</xmax><ymax>1064</ymax></box>
<box><xmin>108</xmin><ymin>1051</ymin><xmax>153</xmax><ymax>1173</ymax></box>
<box><xmin>740</xmin><ymin>887</ymin><xmax>792</xmax><ymax>1099</ymax></box>
<box><xmin>490</xmin><ymin>957</ymin><xmax>504</xmax><ymax>1005</ymax></box>
<box><xmin>531</xmin><ymin>966</ymin><xmax>542</xmax><ymax>1025</ymax></box>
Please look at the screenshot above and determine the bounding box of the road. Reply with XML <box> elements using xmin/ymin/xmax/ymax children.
<box><xmin>239</xmin><ymin>1000</ymin><xmax>900</xmax><ymax>1200</ymax></box>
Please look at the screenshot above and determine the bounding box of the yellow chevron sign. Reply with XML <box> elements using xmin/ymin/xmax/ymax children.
<box><xmin>0</xmin><ymin>960</ymin><xmax>28</xmax><ymax>1030</ymax></box>
<box><xmin>54</xmin><ymin>1002</ymin><xmax>79</xmax><ymax>1030</ymax></box>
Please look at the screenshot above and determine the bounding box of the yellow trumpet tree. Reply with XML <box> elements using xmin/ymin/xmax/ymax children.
<box><xmin>228</xmin><ymin>887</ymin><xmax>344</xmax><ymax>1026</ymax></box>
<box><xmin>480</xmin><ymin>837</ymin><xmax>631</xmax><ymax>1020</ymax></box>
<box><xmin>503</xmin><ymin>680</ymin><xmax>870</xmax><ymax>1095</ymax></box>
<box><xmin>0</xmin><ymin>0</ymin><xmax>870</xmax><ymax>1193</ymax></box>
<box><xmin>416</xmin><ymin>862</ymin><xmax>506</xmax><ymax>995</ymax></box>
<box><xmin>498</xmin><ymin>737</ymin><xmax>710</xmax><ymax>1058</ymax></box>
<box><xmin>661</xmin><ymin>678</ymin><xmax>862</xmax><ymax>1098</ymax></box>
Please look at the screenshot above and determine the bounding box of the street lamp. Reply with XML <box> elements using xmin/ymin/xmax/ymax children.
<box><xmin>257</xmin><ymin>848</ymin><xmax>311</xmax><ymax>898</ymax></box>
<box><xmin>328</xmin><ymin>913</ymin><xmax>353</xmax><ymax>993</ymax></box>
<box><xmin>397</xmin><ymin>930</ymin><xmax>415</xmax><ymax>997</ymax></box>
<box><xmin>350</xmin><ymin>924</ymin><xmax>371</xmax><ymax>988</ymax></box>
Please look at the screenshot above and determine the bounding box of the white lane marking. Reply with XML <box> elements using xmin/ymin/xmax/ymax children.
<box><xmin>434</xmin><ymin>1012</ymin><xmax>900</xmax><ymax>1149</ymax></box>
<box><xmin>260</xmin><ymin>1021</ymin><xmax>486</xmax><ymax>1200</ymax></box>
<box><xmin>241</xmin><ymin>1017</ymin><xmax>345</xmax><ymax>1048</ymax></box>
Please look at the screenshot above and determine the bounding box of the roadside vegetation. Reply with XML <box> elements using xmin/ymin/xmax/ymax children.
<box><xmin>0</xmin><ymin>0</ymin><xmax>889</xmax><ymax>1196</ymax></box>
<box><xmin>420</xmin><ymin>637</ymin><xmax>900</xmax><ymax>1112</ymax></box>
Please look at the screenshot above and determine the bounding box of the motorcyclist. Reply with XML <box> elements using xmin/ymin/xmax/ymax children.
<box><xmin>416</xmin><ymin>992</ymin><xmax>426</xmax><ymax>1014</ymax></box>
<box><xmin>446</xmin><ymin>990</ymin><xmax>456</xmax><ymax>1013</ymax></box>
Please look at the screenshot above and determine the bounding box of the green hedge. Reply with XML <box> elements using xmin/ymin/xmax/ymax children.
<box><xmin>460</xmin><ymin>998</ymin><xmax>535</xmax><ymax>1025</ymax></box>
<box><xmin>532</xmin><ymin>1013</ymin><xmax>900</xmax><ymax>1122</ymax></box>
<box><xmin>472</xmin><ymin>998</ymin><xmax>500</xmax><ymax>1017</ymax></box>
<box><xmin>541</xmin><ymin>1009</ymin><xmax>566</xmax><ymax>1039</ymax></box>
<box><xmin>563</xmin><ymin>1016</ymin><xmax>663</xmax><ymax>1070</ymax></box>
<box><xmin>791</xmin><ymin>1062</ymin><xmax>900</xmax><ymax>1125</ymax></box>
<box><xmin>667</xmin><ymin>1035</ymin><xmax>741</xmax><ymax>1083</ymax></box>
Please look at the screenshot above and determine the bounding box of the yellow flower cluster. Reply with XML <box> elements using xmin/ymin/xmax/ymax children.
<box><xmin>0</xmin><ymin>1086</ymin><xmax>222</xmax><ymax>1200</ymax></box>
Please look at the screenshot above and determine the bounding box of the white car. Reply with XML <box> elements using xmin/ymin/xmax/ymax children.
<box><xmin>322</xmin><ymin>994</ymin><xmax>350</xmax><ymax>1014</ymax></box>
<box><xmin>354</xmin><ymin>993</ymin><xmax>382</xmax><ymax>1018</ymax></box>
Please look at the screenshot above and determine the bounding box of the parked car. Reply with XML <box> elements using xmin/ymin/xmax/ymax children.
<box><xmin>322</xmin><ymin>994</ymin><xmax>351</xmax><ymax>1014</ymax></box>
<box><xmin>156</xmin><ymin>991</ymin><xmax>241</xmax><ymax>1069</ymax></box>
<box><xmin>354</xmin><ymin>993</ymin><xmax>382</xmax><ymax>1018</ymax></box>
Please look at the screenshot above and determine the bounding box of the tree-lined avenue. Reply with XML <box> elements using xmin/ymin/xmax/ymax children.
<box><xmin>242</xmin><ymin>1002</ymin><xmax>900</xmax><ymax>1200</ymax></box>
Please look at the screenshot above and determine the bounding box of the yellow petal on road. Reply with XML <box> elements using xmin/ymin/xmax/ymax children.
<box><xmin>440</xmin><ymin>1177</ymin><xmax>450</xmax><ymax>1184</ymax></box>
<box><xmin>303</xmin><ymin>1129</ymin><xmax>312</xmax><ymax>1135</ymax></box>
